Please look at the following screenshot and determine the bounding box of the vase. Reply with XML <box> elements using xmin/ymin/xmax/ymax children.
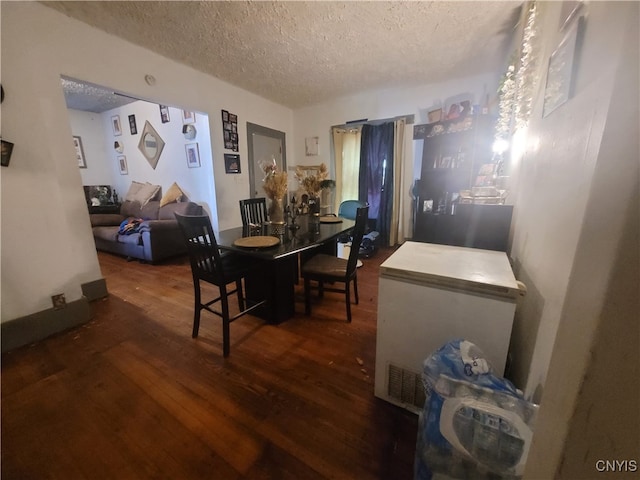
<box><xmin>269</xmin><ymin>197</ymin><xmax>286</xmax><ymax>224</ymax></box>
<box><xmin>308</xmin><ymin>194</ymin><xmax>321</xmax><ymax>217</ymax></box>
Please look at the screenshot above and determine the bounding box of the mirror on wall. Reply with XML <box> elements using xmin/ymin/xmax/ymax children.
<box><xmin>247</xmin><ymin>122</ymin><xmax>286</xmax><ymax>199</ymax></box>
<box><xmin>138</xmin><ymin>121</ymin><xmax>165</xmax><ymax>169</ymax></box>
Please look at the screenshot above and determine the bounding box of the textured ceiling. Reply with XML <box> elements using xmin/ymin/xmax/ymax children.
<box><xmin>48</xmin><ymin>1</ymin><xmax>523</xmax><ymax>110</ymax></box>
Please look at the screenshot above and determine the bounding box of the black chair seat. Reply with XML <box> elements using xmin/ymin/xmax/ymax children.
<box><xmin>302</xmin><ymin>254</ymin><xmax>348</xmax><ymax>278</ymax></box>
<box><xmin>302</xmin><ymin>205</ymin><xmax>369</xmax><ymax>322</ymax></box>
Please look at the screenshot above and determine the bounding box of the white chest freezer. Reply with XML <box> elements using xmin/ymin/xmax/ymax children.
<box><xmin>374</xmin><ymin>242</ymin><xmax>522</xmax><ymax>413</ymax></box>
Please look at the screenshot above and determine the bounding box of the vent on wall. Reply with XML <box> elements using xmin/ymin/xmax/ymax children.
<box><xmin>388</xmin><ymin>363</ymin><xmax>426</xmax><ymax>410</ymax></box>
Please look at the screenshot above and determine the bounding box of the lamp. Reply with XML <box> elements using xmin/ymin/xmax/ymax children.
<box><xmin>182</xmin><ymin>124</ymin><xmax>197</xmax><ymax>140</ymax></box>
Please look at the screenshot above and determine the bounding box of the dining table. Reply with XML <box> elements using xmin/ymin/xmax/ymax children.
<box><xmin>216</xmin><ymin>214</ymin><xmax>356</xmax><ymax>324</ymax></box>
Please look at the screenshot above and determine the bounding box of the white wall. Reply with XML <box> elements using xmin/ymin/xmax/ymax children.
<box><xmin>71</xmin><ymin>110</ymin><xmax>112</xmax><ymax>185</ymax></box>
<box><xmin>521</xmin><ymin>3</ymin><xmax>639</xmax><ymax>477</ymax></box>
<box><xmin>507</xmin><ymin>1</ymin><xmax>637</xmax><ymax>400</ymax></box>
<box><xmin>1</xmin><ymin>2</ymin><xmax>292</xmax><ymax>323</ymax></box>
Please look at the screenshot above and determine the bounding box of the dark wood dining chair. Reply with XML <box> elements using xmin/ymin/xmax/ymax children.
<box><xmin>239</xmin><ymin>197</ymin><xmax>268</xmax><ymax>226</ymax></box>
<box><xmin>175</xmin><ymin>212</ymin><xmax>266</xmax><ymax>357</ymax></box>
<box><xmin>301</xmin><ymin>205</ymin><xmax>369</xmax><ymax>322</ymax></box>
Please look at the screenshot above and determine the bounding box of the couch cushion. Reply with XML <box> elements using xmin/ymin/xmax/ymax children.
<box><xmin>124</xmin><ymin>181</ymin><xmax>146</xmax><ymax>202</ymax></box>
<box><xmin>160</xmin><ymin>182</ymin><xmax>186</xmax><ymax>207</ymax></box>
<box><xmin>90</xmin><ymin>213</ymin><xmax>124</xmax><ymax>227</ymax></box>
<box><xmin>117</xmin><ymin>233</ymin><xmax>142</xmax><ymax>245</ymax></box>
<box><xmin>159</xmin><ymin>201</ymin><xmax>201</xmax><ymax>220</ymax></box>
<box><xmin>92</xmin><ymin>226</ymin><xmax>119</xmax><ymax>242</ymax></box>
<box><xmin>132</xmin><ymin>183</ymin><xmax>161</xmax><ymax>206</ymax></box>
<box><xmin>121</xmin><ymin>200</ymin><xmax>160</xmax><ymax>220</ymax></box>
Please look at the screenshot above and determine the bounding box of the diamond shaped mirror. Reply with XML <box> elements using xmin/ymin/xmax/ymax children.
<box><xmin>138</xmin><ymin>121</ymin><xmax>164</xmax><ymax>169</ymax></box>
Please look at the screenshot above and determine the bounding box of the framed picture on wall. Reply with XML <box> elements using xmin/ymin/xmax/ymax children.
<box><xmin>111</xmin><ymin>115</ymin><xmax>122</xmax><ymax>136</ymax></box>
<box><xmin>159</xmin><ymin>105</ymin><xmax>170</xmax><ymax>124</ymax></box>
<box><xmin>183</xmin><ymin>110</ymin><xmax>195</xmax><ymax>123</ymax></box>
<box><xmin>185</xmin><ymin>143</ymin><xmax>201</xmax><ymax>168</ymax></box>
<box><xmin>1</xmin><ymin>140</ymin><xmax>14</xmax><ymax>167</ymax></box>
<box><xmin>543</xmin><ymin>14</ymin><xmax>584</xmax><ymax>117</ymax></box>
<box><xmin>118</xmin><ymin>155</ymin><xmax>128</xmax><ymax>175</ymax></box>
<box><xmin>73</xmin><ymin>136</ymin><xmax>87</xmax><ymax>168</ymax></box>
<box><xmin>128</xmin><ymin>114</ymin><xmax>138</xmax><ymax>135</ymax></box>
<box><xmin>224</xmin><ymin>153</ymin><xmax>241</xmax><ymax>174</ymax></box>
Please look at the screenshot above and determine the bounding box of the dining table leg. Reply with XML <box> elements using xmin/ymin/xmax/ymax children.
<box><xmin>244</xmin><ymin>254</ymin><xmax>298</xmax><ymax>324</ymax></box>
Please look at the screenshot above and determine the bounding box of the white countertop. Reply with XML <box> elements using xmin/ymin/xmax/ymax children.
<box><xmin>380</xmin><ymin>242</ymin><xmax>521</xmax><ymax>299</ymax></box>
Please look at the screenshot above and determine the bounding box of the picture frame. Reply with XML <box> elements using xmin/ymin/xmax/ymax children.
<box><xmin>1</xmin><ymin>139</ymin><xmax>14</xmax><ymax>167</ymax></box>
<box><xmin>221</xmin><ymin>110</ymin><xmax>229</xmax><ymax>122</ymax></box>
<box><xmin>73</xmin><ymin>136</ymin><xmax>87</xmax><ymax>168</ymax></box>
<box><xmin>183</xmin><ymin>110</ymin><xmax>195</xmax><ymax>123</ymax></box>
<box><xmin>159</xmin><ymin>105</ymin><xmax>170</xmax><ymax>124</ymax></box>
<box><xmin>543</xmin><ymin>15</ymin><xmax>583</xmax><ymax>117</ymax></box>
<box><xmin>118</xmin><ymin>155</ymin><xmax>128</xmax><ymax>175</ymax></box>
<box><xmin>111</xmin><ymin>115</ymin><xmax>122</xmax><ymax>136</ymax></box>
<box><xmin>185</xmin><ymin>143</ymin><xmax>201</xmax><ymax>168</ymax></box>
<box><xmin>128</xmin><ymin>114</ymin><xmax>137</xmax><ymax>135</ymax></box>
<box><xmin>305</xmin><ymin>136</ymin><xmax>319</xmax><ymax>156</ymax></box>
<box><xmin>428</xmin><ymin>108</ymin><xmax>443</xmax><ymax>124</ymax></box>
<box><xmin>224</xmin><ymin>153</ymin><xmax>241</xmax><ymax>174</ymax></box>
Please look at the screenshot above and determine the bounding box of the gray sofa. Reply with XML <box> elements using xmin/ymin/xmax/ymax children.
<box><xmin>89</xmin><ymin>199</ymin><xmax>203</xmax><ymax>263</ymax></box>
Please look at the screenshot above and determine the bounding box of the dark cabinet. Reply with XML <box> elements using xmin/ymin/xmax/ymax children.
<box><xmin>413</xmin><ymin>114</ymin><xmax>512</xmax><ymax>252</ymax></box>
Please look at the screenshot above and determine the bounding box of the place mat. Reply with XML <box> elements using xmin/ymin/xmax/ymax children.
<box><xmin>320</xmin><ymin>216</ymin><xmax>343</xmax><ymax>223</ymax></box>
<box><xmin>233</xmin><ymin>235</ymin><xmax>280</xmax><ymax>248</ymax></box>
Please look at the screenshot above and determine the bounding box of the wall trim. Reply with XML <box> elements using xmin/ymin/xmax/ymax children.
<box><xmin>0</xmin><ymin>278</ymin><xmax>107</xmax><ymax>353</ymax></box>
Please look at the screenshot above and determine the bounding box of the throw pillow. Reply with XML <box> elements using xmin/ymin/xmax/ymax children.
<box><xmin>124</xmin><ymin>181</ymin><xmax>145</xmax><ymax>202</ymax></box>
<box><xmin>160</xmin><ymin>182</ymin><xmax>185</xmax><ymax>207</ymax></box>
<box><xmin>132</xmin><ymin>183</ymin><xmax>161</xmax><ymax>206</ymax></box>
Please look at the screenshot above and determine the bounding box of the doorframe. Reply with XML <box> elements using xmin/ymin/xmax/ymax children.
<box><xmin>246</xmin><ymin>122</ymin><xmax>287</xmax><ymax>198</ymax></box>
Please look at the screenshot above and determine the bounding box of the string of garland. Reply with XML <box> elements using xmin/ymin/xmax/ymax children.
<box><xmin>496</xmin><ymin>1</ymin><xmax>539</xmax><ymax>141</ymax></box>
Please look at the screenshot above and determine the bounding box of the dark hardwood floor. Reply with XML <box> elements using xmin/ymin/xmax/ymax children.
<box><xmin>2</xmin><ymin>247</ymin><xmax>418</xmax><ymax>479</ymax></box>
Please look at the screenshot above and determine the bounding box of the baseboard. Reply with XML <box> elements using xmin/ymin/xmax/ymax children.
<box><xmin>1</xmin><ymin>295</ymin><xmax>94</xmax><ymax>354</ymax></box>
<box><xmin>82</xmin><ymin>277</ymin><xmax>108</xmax><ymax>301</ymax></box>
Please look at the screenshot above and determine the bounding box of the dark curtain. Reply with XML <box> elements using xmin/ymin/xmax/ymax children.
<box><xmin>359</xmin><ymin>122</ymin><xmax>394</xmax><ymax>245</ymax></box>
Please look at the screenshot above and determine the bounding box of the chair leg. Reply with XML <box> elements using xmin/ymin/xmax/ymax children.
<box><xmin>353</xmin><ymin>275</ymin><xmax>359</xmax><ymax>305</ymax></box>
<box><xmin>345</xmin><ymin>281</ymin><xmax>352</xmax><ymax>323</ymax></box>
<box><xmin>236</xmin><ymin>279</ymin><xmax>245</xmax><ymax>311</ymax></box>
<box><xmin>304</xmin><ymin>276</ymin><xmax>311</xmax><ymax>315</ymax></box>
<box><xmin>192</xmin><ymin>278</ymin><xmax>202</xmax><ymax>338</ymax></box>
<box><xmin>220</xmin><ymin>286</ymin><xmax>231</xmax><ymax>357</ymax></box>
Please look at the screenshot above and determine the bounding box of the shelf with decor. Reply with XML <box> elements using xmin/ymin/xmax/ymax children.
<box><xmin>413</xmin><ymin>114</ymin><xmax>512</xmax><ymax>251</ymax></box>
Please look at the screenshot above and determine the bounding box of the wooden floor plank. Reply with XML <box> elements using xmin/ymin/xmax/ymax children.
<box><xmin>2</xmin><ymin>247</ymin><xmax>418</xmax><ymax>479</ymax></box>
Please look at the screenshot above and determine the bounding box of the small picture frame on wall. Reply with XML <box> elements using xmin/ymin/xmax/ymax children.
<box><xmin>543</xmin><ymin>14</ymin><xmax>584</xmax><ymax>117</ymax></box>
<box><xmin>73</xmin><ymin>136</ymin><xmax>86</xmax><ymax>168</ymax></box>
<box><xmin>118</xmin><ymin>155</ymin><xmax>128</xmax><ymax>175</ymax></box>
<box><xmin>128</xmin><ymin>114</ymin><xmax>138</xmax><ymax>135</ymax></box>
<box><xmin>159</xmin><ymin>105</ymin><xmax>170</xmax><ymax>124</ymax></box>
<box><xmin>221</xmin><ymin>109</ymin><xmax>239</xmax><ymax>151</ymax></box>
<box><xmin>183</xmin><ymin>110</ymin><xmax>195</xmax><ymax>123</ymax></box>
<box><xmin>1</xmin><ymin>140</ymin><xmax>14</xmax><ymax>167</ymax></box>
<box><xmin>111</xmin><ymin>115</ymin><xmax>122</xmax><ymax>136</ymax></box>
<box><xmin>185</xmin><ymin>143</ymin><xmax>201</xmax><ymax>168</ymax></box>
<box><xmin>224</xmin><ymin>153</ymin><xmax>241</xmax><ymax>174</ymax></box>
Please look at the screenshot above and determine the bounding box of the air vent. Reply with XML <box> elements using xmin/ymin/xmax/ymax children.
<box><xmin>387</xmin><ymin>364</ymin><xmax>426</xmax><ymax>409</ymax></box>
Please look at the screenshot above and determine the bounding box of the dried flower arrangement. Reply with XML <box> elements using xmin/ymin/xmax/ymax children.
<box><xmin>294</xmin><ymin>163</ymin><xmax>329</xmax><ymax>197</ymax></box>
<box><xmin>261</xmin><ymin>157</ymin><xmax>288</xmax><ymax>200</ymax></box>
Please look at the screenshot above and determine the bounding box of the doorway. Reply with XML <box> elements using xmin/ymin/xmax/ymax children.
<box><xmin>247</xmin><ymin>122</ymin><xmax>287</xmax><ymax>198</ymax></box>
